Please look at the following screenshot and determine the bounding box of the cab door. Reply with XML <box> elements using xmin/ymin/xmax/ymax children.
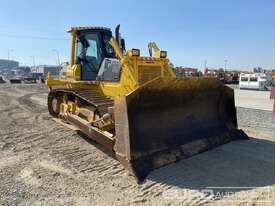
<box><xmin>76</xmin><ymin>32</ymin><xmax>103</xmax><ymax>81</ymax></box>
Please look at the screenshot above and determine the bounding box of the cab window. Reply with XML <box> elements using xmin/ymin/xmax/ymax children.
<box><xmin>250</xmin><ymin>77</ymin><xmax>258</xmax><ymax>82</ymax></box>
<box><xmin>76</xmin><ymin>32</ymin><xmax>104</xmax><ymax>80</ymax></box>
<box><xmin>241</xmin><ymin>77</ymin><xmax>248</xmax><ymax>81</ymax></box>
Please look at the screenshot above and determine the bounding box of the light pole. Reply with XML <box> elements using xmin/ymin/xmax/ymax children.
<box><xmin>204</xmin><ymin>59</ymin><xmax>207</xmax><ymax>72</ymax></box>
<box><xmin>224</xmin><ymin>59</ymin><xmax>228</xmax><ymax>71</ymax></box>
<box><xmin>29</xmin><ymin>56</ymin><xmax>36</xmax><ymax>72</ymax></box>
<box><xmin>52</xmin><ymin>49</ymin><xmax>60</xmax><ymax>65</ymax></box>
<box><xmin>53</xmin><ymin>49</ymin><xmax>61</xmax><ymax>76</ymax></box>
<box><xmin>8</xmin><ymin>49</ymin><xmax>14</xmax><ymax>68</ymax></box>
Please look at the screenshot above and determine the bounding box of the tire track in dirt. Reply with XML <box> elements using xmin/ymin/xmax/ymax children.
<box><xmin>13</xmin><ymin>88</ymin><xmax>130</xmax><ymax>181</ymax></box>
<box><xmin>48</xmin><ymin>140</ymin><xmax>127</xmax><ymax>179</ymax></box>
<box><xmin>0</xmin><ymin>85</ymin><xmax>212</xmax><ymax>206</ymax></box>
<box><xmin>1</xmin><ymin>84</ymin><xmax>275</xmax><ymax>206</ymax></box>
<box><xmin>0</xmin><ymin>85</ymin><xmax>131</xmax><ymax>205</ymax></box>
<box><xmin>17</xmin><ymin>93</ymin><xmax>48</xmax><ymax>114</ymax></box>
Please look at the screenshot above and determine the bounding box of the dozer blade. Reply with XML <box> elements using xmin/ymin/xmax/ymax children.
<box><xmin>114</xmin><ymin>77</ymin><xmax>248</xmax><ymax>181</ymax></box>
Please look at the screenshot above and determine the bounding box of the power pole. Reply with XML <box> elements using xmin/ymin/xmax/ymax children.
<box><xmin>29</xmin><ymin>56</ymin><xmax>36</xmax><ymax>72</ymax></box>
<box><xmin>7</xmin><ymin>49</ymin><xmax>14</xmax><ymax>69</ymax></box>
<box><xmin>224</xmin><ymin>59</ymin><xmax>228</xmax><ymax>71</ymax></box>
<box><xmin>52</xmin><ymin>49</ymin><xmax>60</xmax><ymax>65</ymax></box>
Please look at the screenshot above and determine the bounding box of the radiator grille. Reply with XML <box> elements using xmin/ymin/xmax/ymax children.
<box><xmin>138</xmin><ymin>66</ymin><xmax>161</xmax><ymax>85</ymax></box>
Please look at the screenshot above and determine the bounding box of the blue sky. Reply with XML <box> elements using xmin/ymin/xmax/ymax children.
<box><xmin>0</xmin><ymin>0</ymin><xmax>275</xmax><ymax>70</ymax></box>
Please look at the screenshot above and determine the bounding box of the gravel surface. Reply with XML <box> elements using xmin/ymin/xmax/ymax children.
<box><xmin>237</xmin><ymin>107</ymin><xmax>275</xmax><ymax>137</ymax></box>
<box><xmin>234</xmin><ymin>89</ymin><xmax>273</xmax><ymax>111</ymax></box>
<box><xmin>0</xmin><ymin>84</ymin><xmax>274</xmax><ymax>206</ymax></box>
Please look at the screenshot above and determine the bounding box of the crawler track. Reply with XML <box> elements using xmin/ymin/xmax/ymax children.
<box><xmin>49</xmin><ymin>88</ymin><xmax>114</xmax><ymax>115</ymax></box>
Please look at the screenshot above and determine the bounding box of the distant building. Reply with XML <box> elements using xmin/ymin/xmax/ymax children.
<box><xmin>0</xmin><ymin>59</ymin><xmax>19</xmax><ymax>70</ymax></box>
<box><xmin>13</xmin><ymin>66</ymin><xmax>31</xmax><ymax>75</ymax></box>
<box><xmin>32</xmin><ymin>65</ymin><xmax>58</xmax><ymax>77</ymax></box>
<box><xmin>175</xmin><ymin>67</ymin><xmax>198</xmax><ymax>77</ymax></box>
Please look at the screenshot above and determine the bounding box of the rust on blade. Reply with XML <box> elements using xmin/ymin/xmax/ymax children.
<box><xmin>113</xmin><ymin>77</ymin><xmax>249</xmax><ymax>181</ymax></box>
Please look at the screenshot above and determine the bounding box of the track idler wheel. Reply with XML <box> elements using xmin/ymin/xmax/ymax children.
<box><xmin>48</xmin><ymin>91</ymin><xmax>62</xmax><ymax>117</ymax></box>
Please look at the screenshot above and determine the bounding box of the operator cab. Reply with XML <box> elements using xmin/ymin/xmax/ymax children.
<box><xmin>68</xmin><ymin>26</ymin><xmax>124</xmax><ymax>81</ymax></box>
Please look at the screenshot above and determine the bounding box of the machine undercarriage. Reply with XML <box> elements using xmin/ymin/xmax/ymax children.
<box><xmin>46</xmin><ymin>25</ymin><xmax>249</xmax><ymax>181</ymax></box>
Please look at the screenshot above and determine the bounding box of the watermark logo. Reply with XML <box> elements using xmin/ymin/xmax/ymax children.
<box><xmin>163</xmin><ymin>186</ymin><xmax>271</xmax><ymax>205</ymax></box>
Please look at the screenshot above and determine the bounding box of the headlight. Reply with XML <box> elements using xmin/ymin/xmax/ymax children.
<box><xmin>160</xmin><ymin>51</ymin><xmax>167</xmax><ymax>58</ymax></box>
<box><xmin>131</xmin><ymin>49</ymin><xmax>140</xmax><ymax>56</ymax></box>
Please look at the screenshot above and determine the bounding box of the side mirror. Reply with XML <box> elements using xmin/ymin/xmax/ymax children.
<box><xmin>121</xmin><ymin>38</ymin><xmax>126</xmax><ymax>52</ymax></box>
<box><xmin>115</xmin><ymin>24</ymin><xmax>120</xmax><ymax>46</ymax></box>
<box><xmin>115</xmin><ymin>24</ymin><xmax>126</xmax><ymax>52</ymax></box>
<box><xmin>149</xmin><ymin>48</ymin><xmax>152</xmax><ymax>57</ymax></box>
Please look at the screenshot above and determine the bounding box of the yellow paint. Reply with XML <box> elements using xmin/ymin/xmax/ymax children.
<box><xmin>67</xmin><ymin>101</ymin><xmax>77</xmax><ymax>113</ymax></box>
<box><xmin>70</xmin><ymin>31</ymin><xmax>77</xmax><ymax>67</ymax></box>
<box><xmin>46</xmin><ymin>30</ymin><xmax>176</xmax><ymax>99</ymax></box>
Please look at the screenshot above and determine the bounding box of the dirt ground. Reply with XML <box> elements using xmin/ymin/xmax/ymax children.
<box><xmin>234</xmin><ymin>88</ymin><xmax>273</xmax><ymax>111</ymax></box>
<box><xmin>0</xmin><ymin>84</ymin><xmax>274</xmax><ymax>206</ymax></box>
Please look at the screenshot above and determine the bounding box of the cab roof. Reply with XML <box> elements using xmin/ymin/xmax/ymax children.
<box><xmin>67</xmin><ymin>26</ymin><xmax>111</xmax><ymax>33</ymax></box>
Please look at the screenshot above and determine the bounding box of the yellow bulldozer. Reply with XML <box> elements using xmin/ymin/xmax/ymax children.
<box><xmin>46</xmin><ymin>25</ymin><xmax>248</xmax><ymax>181</ymax></box>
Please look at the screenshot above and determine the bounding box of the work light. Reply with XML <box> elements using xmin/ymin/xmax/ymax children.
<box><xmin>131</xmin><ymin>49</ymin><xmax>140</xmax><ymax>56</ymax></box>
<box><xmin>160</xmin><ymin>51</ymin><xmax>167</xmax><ymax>58</ymax></box>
